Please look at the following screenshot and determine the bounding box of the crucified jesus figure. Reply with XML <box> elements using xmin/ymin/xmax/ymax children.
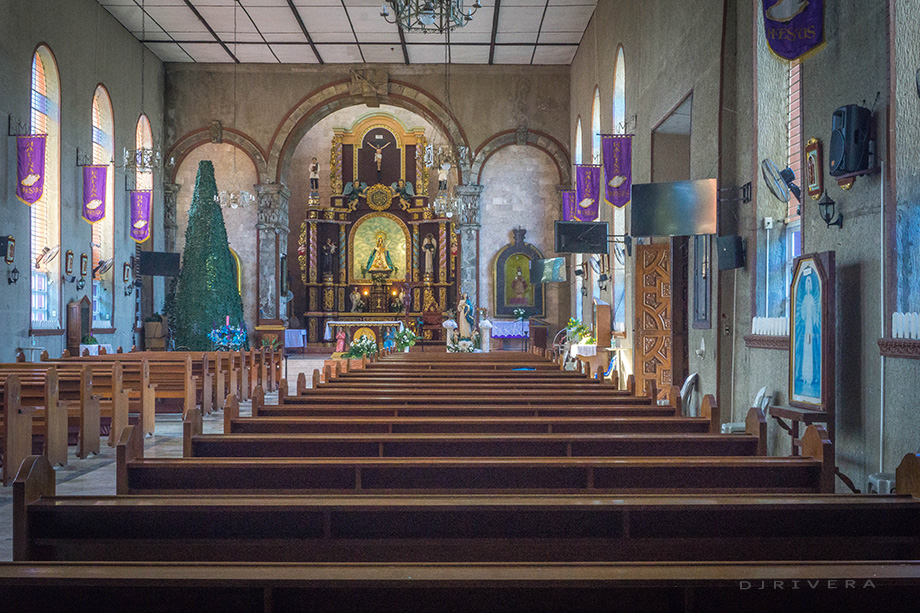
<box><xmin>370</xmin><ymin>142</ymin><xmax>390</xmax><ymax>171</ymax></box>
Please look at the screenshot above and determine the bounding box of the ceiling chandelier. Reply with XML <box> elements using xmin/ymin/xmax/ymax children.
<box><xmin>380</xmin><ymin>0</ymin><xmax>482</xmax><ymax>34</ymax></box>
<box><xmin>217</xmin><ymin>2</ymin><xmax>254</xmax><ymax>210</ymax></box>
<box><xmin>124</xmin><ymin>0</ymin><xmax>161</xmax><ymax>175</ymax></box>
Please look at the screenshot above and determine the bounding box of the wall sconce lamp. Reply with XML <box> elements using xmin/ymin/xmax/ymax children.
<box><xmin>7</xmin><ymin>267</ymin><xmax>20</xmax><ymax>285</ymax></box>
<box><xmin>76</xmin><ymin>278</ymin><xmax>86</xmax><ymax>291</ymax></box>
<box><xmin>817</xmin><ymin>191</ymin><xmax>843</xmax><ymax>229</ymax></box>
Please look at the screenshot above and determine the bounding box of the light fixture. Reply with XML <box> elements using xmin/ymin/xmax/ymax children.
<box><xmin>215</xmin><ymin>191</ymin><xmax>255</xmax><ymax>209</ymax></box>
<box><xmin>8</xmin><ymin>267</ymin><xmax>20</xmax><ymax>285</ymax></box>
<box><xmin>817</xmin><ymin>191</ymin><xmax>843</xmax><ymax>229</ymax></box>
<box><xmin>380</xmin><ymin>0</ymin><xmax>481</xmax><ymax>33</ymax></box>
<box><xmin>123</xmin><ymin>0</ymin><xmax>162</xmax><ymax>173</ymax></box>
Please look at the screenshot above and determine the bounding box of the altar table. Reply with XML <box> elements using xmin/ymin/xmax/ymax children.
<box><xmin>324</xmin><ymin>320</ymin><xmax>404</xmax><ymax>341</ymax></box>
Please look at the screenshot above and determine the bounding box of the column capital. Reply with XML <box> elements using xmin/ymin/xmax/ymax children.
<box><xmin>454</xmin><ymin>183</ymin><xmax>484</xmax><ymax>228</ymax></box>
<box><xmin>255</xmin><ymin>183</ymin><xmax>291</xmax><ymax>234</ymax></box>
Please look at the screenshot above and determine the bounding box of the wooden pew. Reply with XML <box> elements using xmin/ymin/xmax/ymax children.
<box><xmin>0</xmin><ymin>363</ymin><xmax>101</xmax><ymax>458</ymax></box>
<box><xmin>1</xmin><ymin>375</ymin><xmax>30</xmax><ymax>486</ymax></box>
<box><xmin>15</xmin><ymin>455</ymin><xmax>920</xmax><ymax>564</ymax></box>
<box><xmin>0</xmin><ymin>369</ymin><xmax>67</xmax><ymax>472</ymax></box>
<box><xmin>117</xmin><ymin>420</ymin><xmax>833</xmax><ymax>496</ymax></box>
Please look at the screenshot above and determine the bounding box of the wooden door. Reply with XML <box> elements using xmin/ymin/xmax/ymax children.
<box><xmin>635</xmin><ymin>244</ymin><xmax>673</xmax><ymax>394</ymax></box>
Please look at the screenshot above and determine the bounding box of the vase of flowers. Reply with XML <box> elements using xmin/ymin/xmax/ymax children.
<box><xmin>208</xmin><ymin>323</ymin><xmax>248</xmax><ymax>351</ymax></box>
<box><xmin>343</xmin><ymin>334</ymin><xmax>378</xmax><ymax>359</ymax></box>
<box><xmin>395</xmin><ymin>329</ymin><xmax>417</xmax><ymax>352</ymax></box>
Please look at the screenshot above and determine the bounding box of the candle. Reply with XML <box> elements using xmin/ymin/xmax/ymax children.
<box><xmin>226</xmin><ymin>315</ymin><xmax>230</xmax><ymax>326</ymax></box>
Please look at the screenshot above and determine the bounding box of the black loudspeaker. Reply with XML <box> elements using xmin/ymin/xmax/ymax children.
<box><xmin>717</xmin><ymin>235</ymin><xmax>745</xmax><ymax>271</ymax></box>
<box><xmin>828</xmin><ymin>105</ymin><xmax>872</xmax><ymax>177</ymax></box>
<box><xmin>138</xmin><ymin>251</ymin><xmax>181</xmax><ymax>277</ymax></box>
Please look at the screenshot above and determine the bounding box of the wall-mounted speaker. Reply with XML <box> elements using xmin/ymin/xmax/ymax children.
<box><xmin>828</xmin><ymin>105</ymin><xmax>872</xmax><ymax>177</ymax></box>
<box><xmin>717</xmin><ymin>235</ymin><xmax>745</xmax><ymax>271</ymax></box>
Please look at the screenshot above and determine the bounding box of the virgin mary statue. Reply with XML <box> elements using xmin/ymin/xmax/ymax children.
<box><xmin>365</xmin><ymin>232</ymin><xmax>395</xmax><ymax>275</ymax></box>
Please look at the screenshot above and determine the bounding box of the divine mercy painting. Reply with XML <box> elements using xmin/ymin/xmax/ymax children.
<box><xmin>791</xmin><ymin>259</ymin><xmax>822</xmax><ymax>405</ymax></box>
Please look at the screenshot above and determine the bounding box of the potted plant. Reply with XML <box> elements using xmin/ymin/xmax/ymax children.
<box><xmin>395</xmin><ymin>328</ymin><xmax>417</xmax><ymax>352</ymax></box>
<box><xmin>81</xmin><ymin>334</ymin><xmax>99</xmax><ymax>345</ymax></box>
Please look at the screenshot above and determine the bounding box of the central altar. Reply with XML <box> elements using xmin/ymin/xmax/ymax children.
<box><xmin>299</xmin><ymin>113</ymin><xmax>457</xmax><ymax>346</ymax></box>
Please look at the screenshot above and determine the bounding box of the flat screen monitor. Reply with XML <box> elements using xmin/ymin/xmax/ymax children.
<box><xmin>554</xmin><ymin>221</ymin><xmax>609</xmax><ymax>254</ymax></box>
<box><xmin>138</xmin><ymin>251</ymin><xmax>180</xmax><ymax>277</ymax></box>
<box><xmin>530</xmin><ymin>257</ymin><xmax>567</xmax><ymax>284</ymax></box>
<box><xmin>630</xmin><ymin>178</ymin><xmax>717</xmax><ymax>237</ymax></box>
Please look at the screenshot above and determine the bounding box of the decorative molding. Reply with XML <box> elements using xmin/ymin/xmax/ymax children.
<box><xmin>743</xmin><ymin>334</ymin><xmax>789</xmax><ymax>350</ymax></box>
<box><xmin>878</xmin><ymin>338</ymin><xmax>920</xmax><ymax>359</ymax></box>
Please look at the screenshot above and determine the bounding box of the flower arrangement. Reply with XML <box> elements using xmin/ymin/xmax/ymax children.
<box><xmin>81</xmin><ymin>335</ymin><xmax>99</xmax><ymax>345</ymax></box>
<box><xmin>513</xmin><ymin>308</ymin><xmax>528</xmax><ymax>321</ymax></box>
<box><xmin>343</xmin><ymin>334</ymin><xmax>378</xmax><ymax>358</ymax></box>
<box><xmin>447</xmin><ymin>338</ymin><xmax>475</xmax><ymax>353</ymax></box>
<box><xmin>208</xmin><ymin>324</ymin><xmax>248</xmax><ymax>351</ymax></box>
<box><xmin>395</xmin><ymin>328</ymin><xmax>418</xmax><ymax>351</ymax></box>
<box><xmin>566</xmin><ymin>318</ymin><xmax>592</xmax><ymax>343</ymax></box>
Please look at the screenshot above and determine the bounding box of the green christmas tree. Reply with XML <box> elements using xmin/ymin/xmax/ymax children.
<box><xmin>172</xmin><ymin>161</ymin><xmax>247</xmax><ymax>350</ymax></box>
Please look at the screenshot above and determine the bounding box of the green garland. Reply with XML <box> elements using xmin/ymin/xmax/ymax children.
<box><xmin>171</xmin><ymin>161</ymin><xmax>248</xmax><ymax>351</ymax></box>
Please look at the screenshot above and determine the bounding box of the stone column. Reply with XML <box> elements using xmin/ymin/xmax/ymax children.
<box><xmin>163</xmin><ymin>183</ymin><xmax>181</xmax><ymax>253</ymax></box>
<box><xmin>255</xmin><ymin>183</ymin><xmax>290</xmax><ymax>324</ymax></box>
<box><xmin>454</xmin><ymin>184</ymin><xmax>484</xmax><ymax>311</ymax></box>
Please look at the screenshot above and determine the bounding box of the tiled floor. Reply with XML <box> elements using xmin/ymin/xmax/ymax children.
<box><xmin>0</xmin><ymin>355</ymin><xmax>329</xmax><ymax>561</ymax></box>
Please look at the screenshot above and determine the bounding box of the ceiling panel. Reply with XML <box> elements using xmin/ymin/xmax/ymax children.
<box><xmin>449</xmin><ymin>45</ymin><xmax>490</xmax><ymax>64</ymax></box>
<box><xmin>493</xmin><ymin>45</ymin><xmax>535</xmax><ymax>64</ymax></box>
<box><xmin>145</xmin><ymin>6</ymin><xmax>212</xmax><ymax>34</ymax></box>
<box><xmin>313</xmin><ymin>44</ymin><xmax>364</xmax><ymax>62</ymax></box>
<box><xmin>247</xmin><ymin>7</ymin><xmax>303</xmax><ymax>32</ymax></box>
<box><xmin>144</xmin><ymin>42</ymin><xmax>193</xmax><ymax>62</ymax></box>
<box><xmin>360</xmin><ymin>44</ymin><xmax>407</xmax><ymax>63</ymax></box>
<box><xmin>541</xmin><ymin>5</ymin><xmax>596</xmax><ymax>31</ymax></box>
<box><xmin>531</xmin><ymin>45</ymin><xmax>578</xmax><ymax>64</ymax></box>
<box><xmin>180</xmin><ymin>42</ymin><xmax>234</xmax><ymax>62</ymax></box>
<box><xmin>96</xmin><ymin>0</ymin><xmax>596</xmax><ymax>63</ymax></box>
<box><xmin>233</xmin><ymin>43</ymin><xmax>279</xmax><ymax>62</ymax></box>
<box><xmin>270</xmin><ymin>43</ymin><xmax>320</xmax><ymax>63</ymax></box>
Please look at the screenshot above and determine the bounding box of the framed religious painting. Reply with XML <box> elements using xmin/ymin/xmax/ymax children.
<box><xmin>805</xmin><ymin>138</ymin><xmax>823</xmax><ymax>200</ymax></box>
<box><xmin>65</xmin><ymin>250</ymin><xmax>74</xmax><ymax>275</ymax></box>
<box><xmin>788</xmin><ymin>251</ymin><xmax>835</xmax><ymax>412</ymax></box>
<box><xmin>80</xmin><ymin>253</ymin><xmax>89</xmax><ymax>277</ymax></box>
<box><xmin>492</xmin><ymin>227</ymin><xmax>544</xmax><ymax>319</ymax></box>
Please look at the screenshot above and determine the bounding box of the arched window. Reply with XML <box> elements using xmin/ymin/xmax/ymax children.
<box><xmin>135</xmin><ymin>115</ymin><xmax>153</xmax><ymax>191</ymax></box>
<box><xmin>574</xmin><ymin>117</ymin><xmax>583</xmax><ymax>165</ymax></box>
<box><xmin>30</xmin><ymin>45</ymin><xmax>61</xmax><ymax>327</ymax></box>
<box><xmin>92</xmin><ymin>85</ymin><xmax>115</xmax><ymax>327</ymax></box>
<box><xmin>612</xmin><ymin>46</ymin><xmax>626</xmax><ymax>133</ymax></box>
<box><xmin>591</xmin><ymin>87</ymin><xmax>601</xmax><ymax>164</ymax></box>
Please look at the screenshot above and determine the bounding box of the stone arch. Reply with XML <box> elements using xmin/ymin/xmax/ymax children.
<box><xmin>268</xmin><ymin>79</ymin><xmax>470</xmax><ymax>185</ymax></box>
<box><xmin>471</xmin><ymin>129</ymin><xmax>571</xmax><ymax>186</ymax></box>
<box><xmin>166</xmin><ymin>127</ymin><xmax>268</xmax><ymax>184</ymax></box>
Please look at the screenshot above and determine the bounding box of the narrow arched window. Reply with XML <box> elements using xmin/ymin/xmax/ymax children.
<box><xmin>92</xmin><ymin>85</ymin><xmax>115</xmax><ymax>327</ymax></box>
<box><xmin>30</xmin><ymin>46</ymin><xmax>61</xmax><ymax>327</ymax></box>
<box><xmin>591</xmin><ymin>87</ymin><xmax>601</xmax><ymax>164</ymax></box>
<box><xmin>574</xmin><ymin>117</ymin><xmax>583</xmax><ymax>165</ymax></box>
<box><xmin>612</xmin><ymin>46</ymin><xmax>626</xmax><ymax>133</ymax></box>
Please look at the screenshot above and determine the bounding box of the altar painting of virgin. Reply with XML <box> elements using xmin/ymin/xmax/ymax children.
<box><xmin>788</xmin><ymin>252</ymin><xmax>835</xmax><ymax>410</ymax></box>
<box><xmin>349</xmin><ymin>213</ymin><xmax>410</xmax><ymax>283</ymax></box>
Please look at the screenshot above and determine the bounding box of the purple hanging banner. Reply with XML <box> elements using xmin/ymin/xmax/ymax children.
<box><xmin>82</xmin><ymin>165</ymin><xmax>108</xmax><ymax>224</ymax></box>
<box><xmin>562</xmin><ymin>190</ymin><xmax>577</xmax><ymax>221</ymax></box>
<box><xmin>16</xmin><ymin>135</ymin><xmax>46</xmax><ymax>206</ymax></box>
<box><xmin>130</xmin><ymin>190</ymin><xmax>153</xmax><ymax>243</ymax></box>
<box><xmin>575</xmin><ymin>165</ymin><xmax>601</xmax><ymax>222</ymax></box>
<box><xmin>602</xmin><ymin>134</ymin><xmax>632</xmax><ymax>208</ymax></box>
<box><xmin>762</xmin><ymin>0</ymin><xmax>825</xmax><ymax>61</ymax></box>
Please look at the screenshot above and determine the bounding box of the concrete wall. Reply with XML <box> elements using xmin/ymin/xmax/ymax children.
<box><xmin>0</xmin><ymin>0</ymin><xmax>165</xmax><ymax>361</ymax></box>
<box><xmin>572</xmin><ymin>0</ymin><xmax>916</xmax><ymax>489</ymax></box>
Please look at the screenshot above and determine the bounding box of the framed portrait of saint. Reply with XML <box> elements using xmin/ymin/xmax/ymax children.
<box><xmin>492</xmin><ymin>227</ymin><xmax>544</xmax><ymax>318</ymax></box>
<box><xmin>788</xmin><ymin>251</ymin><xmax>835</xmax><ymax>411</ymax></box>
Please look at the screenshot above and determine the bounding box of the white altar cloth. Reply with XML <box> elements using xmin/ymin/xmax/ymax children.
<box><xmin>80</xmin><ymin>343</ymin><xmax>114</xmax><ymax>356</ymax></box>
<box><xmin>491</xmin><ymin>320</ymin><xmax>529</xmax><ymax>339</ymax></box>
<box><xmin>284</xmin><ymin>329</ymin><xmax>306</xmax><ymax>348</ymax></box>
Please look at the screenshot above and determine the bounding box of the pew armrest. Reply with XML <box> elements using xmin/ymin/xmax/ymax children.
<box><xmin>896</xmin><ymin>453</ymin><xmax>920</xmax><ymax>498</ymax></box>
<box><xmin>745</xmin><ymin>407</ymin><xmax>767</xmax><ymax>455</ymax></box>
<box><xmin>116</xmin><ymin>425</ymin><xmax>143</xmax><ymax>495</ymax></box>
<box><xmin>12</xmin><ymin>455</ymin><xmax>55</xmax><ymax>561</ymax></box>
<box><xmin>801</xmin><ymin>424</ymin><xmax>835</xmax><ymax>493</ymax></box>
<box><xmin>183</xmin><ymin>408</ymin><xmax>203</xmax><ymax>458</ymax></box>
<box><xmin>700</xmin><ymin>395</ymin><xmax>720</xmax><ymax>434</ymax></box>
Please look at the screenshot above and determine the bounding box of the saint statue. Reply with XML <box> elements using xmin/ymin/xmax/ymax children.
<box><xmin>422</xmin><ymin>234</ymin><xmax>437</xmax><ymax>276</ymax></box>
<box><xmin>382</xmin><ymin>327</ymin><xmax>397</xmax><ymax>351</ymax></box>
<box><xmin>350</xmin><ymin>286</ymin><xmax>365</xmax><ymax>312</ymax></box>
<box><xmin>309</xmin><ymin>157</ymin><xmax>319</xmax><ymax>191</ymax></box>
<box><xmin>509</xmin><ymin>267</ymin><xmax>529</xmax><ymax>306</ymax></box>
<box><xmin>335</xmin><ymin>329</ymin><xmax>347</xmax><ymax>353</ymax></box>
<box><xmin>457</xmin><ymin>292</ymin><xmax>475</xmax><ymax>339</ymax></box>
<box><xmin>321</xmin><ymin>238</ymin><xmax>337</xmax><ymax>276</ymax></box>
<box><xmin>365</xmin><ymin>232</ymin><xmax>395</xmax><ymax>275</ymax></box>
<box><xmin>438</xmin><ymin>163</ymin><xmax>450</xmax><ymax>191</ymax></box>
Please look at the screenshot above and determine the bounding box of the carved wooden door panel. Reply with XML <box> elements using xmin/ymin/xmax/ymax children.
<box><xmin>635</xmin><ymin>244</ymin><xmax>672</xmax><ymax>394</ymax></box>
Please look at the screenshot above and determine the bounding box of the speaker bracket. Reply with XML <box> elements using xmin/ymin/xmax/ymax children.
<box><xmin>718</xmin><ymin>182</ymin><xmax>752</xmax><ymax>204</ymax></box>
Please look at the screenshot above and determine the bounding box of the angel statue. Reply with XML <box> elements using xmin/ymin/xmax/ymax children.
<box><xmin>343</xmin><ymin>181</ymin><xmax>368</xmax><ymax>206</ymax></box>
<box><xmin>390</xmin><ymin>179</ymin><xmax>416</xmax><ymax>207</ymax></box>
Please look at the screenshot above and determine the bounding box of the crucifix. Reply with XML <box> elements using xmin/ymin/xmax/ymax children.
<box><xmin>369</xmin><ymin>141</ymin><xmax>390</xmax><ymax>182</ymax></box>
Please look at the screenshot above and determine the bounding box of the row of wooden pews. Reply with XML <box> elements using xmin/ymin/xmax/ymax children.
<box><xmin>7</xmin><ymin>350</ymin><xmax>920</xmax><ymax>609</ymax></box>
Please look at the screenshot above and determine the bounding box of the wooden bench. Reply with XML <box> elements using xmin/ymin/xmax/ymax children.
<box><xmin>117</xmin><ymin>420</ymin><xmax>833</xmax><ymax>496</ymax></box>
<box><xmin>15</xmin><ymin>454</ymin><xmax>920</xmax><ymax>564</ymax></box>
<box><xmin>0</xmin><ymin>370</ymin><xmax>67</xmax><ymax>484</ymax></box>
